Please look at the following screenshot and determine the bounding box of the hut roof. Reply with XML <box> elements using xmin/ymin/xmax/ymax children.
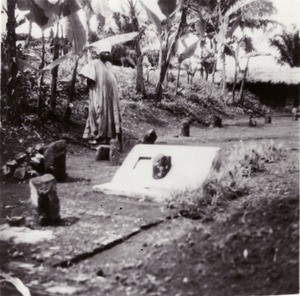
<box><xmin>226</xmin><ymin>56</ymin><xmax>300</xmax><ymax>85</ymax></box>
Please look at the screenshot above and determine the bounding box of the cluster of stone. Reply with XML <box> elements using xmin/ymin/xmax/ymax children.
<box><xmin>2</xmin><ymin>140</ymin><xmax>67</xmax><ymax>183</ymax></box>
<box><xmin>2</xmin><ymin>144</ymin><xmax>44</xmax><ymax>181</ymax></box>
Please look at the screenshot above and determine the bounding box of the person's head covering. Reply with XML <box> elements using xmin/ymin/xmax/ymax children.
<box><xmin>90</xmin><ymin>39</ymin><xmax>112</xmax><ymax>55</ymax></box>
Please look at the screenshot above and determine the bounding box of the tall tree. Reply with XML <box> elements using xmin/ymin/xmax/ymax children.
<box><xmin>139</xmin><ymin>0</ymin><xmax>187</xmax><ymax>101</ymax></box>
<box><xmin>128</xmin><ymin>0</ymin><xmax>146</xmax><ymax>95</ymax></box>
<box><xmin>5</xmin><ymin>0</ymin><xmax>20</xmax><ymax>123</ymax></box>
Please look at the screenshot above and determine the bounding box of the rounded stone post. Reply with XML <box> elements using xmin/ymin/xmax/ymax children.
<box><xmin>181</xmin><ymin>120</ymin><xmax>190</xmax><ymax>137</ymax></box>
<box><xmin>29</xmin><ymin>174</ymin><xmax>60</xmax><ymax>226</ymax></box>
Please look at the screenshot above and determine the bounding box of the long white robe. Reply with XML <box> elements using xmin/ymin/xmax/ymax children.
<box><xmin>79</xmin><ymin>59</ymin><xmax>121</xmax><ymax>139</ymax></box>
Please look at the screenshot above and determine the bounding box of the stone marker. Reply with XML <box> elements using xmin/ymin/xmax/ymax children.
<box><xmin>143</xmin><ymin>129</ymin><xmax>157</xmax><ymax>144</ymax></box>
<box><xmin>153</xmin><ymin>153</ymin><xmax>172</xmax><ymax>179</ymax></box>
<box><xmin>44</xmin><ymin>140</ymin><xmax>67</xmax><ymax>182</ymax></box>
<box><xmin>249</xmin><ymin>115</ymin><xmax>257</xmax><ymax>127</ymax></box>
<box><xmin>213</xmin><ymin>116</ymin><xmax>222</xmax><ymax>128</ymax></box>
<box><xmin>181</xmin><ymin>120</ymin><xmax>190</xmax><ymax>137</ymax></box>
<box><xmin>110</xmin><ymin>139</ymin><xmax>120</xmax><ymax>166</ymax></box>
<box><xmin>292</xmin><ymin>107</ymin><xmax>299</xmax><ymax>121</ymax></box>
<box><xmin>29</xmin><ymin>174</ymin><xmax>60</xmax><ymax>225</ymax></box>
<box><xmin>96</xmin><ymin>145</ymin><xmax>110</xmax><ymax>161</ymax></box>
<box><xmin>264</xmin><ymin>115</ymin><xmax>272</xmax><ymax>124</ymax></box>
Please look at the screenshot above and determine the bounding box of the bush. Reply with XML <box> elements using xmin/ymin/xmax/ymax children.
<box><xmin>169</xmin><ymin>141</ymin><xmax>285</xmax><ymax>221</ymax></box>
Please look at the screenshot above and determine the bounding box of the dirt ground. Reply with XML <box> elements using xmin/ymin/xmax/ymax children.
<box><xmin>0</xmin><ymin>115</ymin><xmax>299</xmax><ymax>296</ymax></box>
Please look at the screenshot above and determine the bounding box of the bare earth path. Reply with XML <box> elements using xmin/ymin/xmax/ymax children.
<box><xmin>0</xmin><ymin>116</ymin><xmax>299</xmax><ymax>296</ymax></box>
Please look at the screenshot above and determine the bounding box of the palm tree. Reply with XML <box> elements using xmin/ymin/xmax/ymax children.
<box><xmin>269</xmin><ymin>26</ymin><xmax>300</xmax><ymax>68</ymax></box>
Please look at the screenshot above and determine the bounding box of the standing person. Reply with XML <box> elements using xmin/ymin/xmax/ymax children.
<box><xmin>79</xmin><ymin>40</ymin><xmax>122</xmax><ymax>150</ymax></box>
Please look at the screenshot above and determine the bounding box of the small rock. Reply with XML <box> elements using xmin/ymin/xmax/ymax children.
<box><xmin>96</xmin><ymin>145</ymin><xmax>110</xmax><ymax>161</ymax></box>
<box><xmin>143</xmin><ymin>129</ymin><xmax>157</xmax><ymax>144</ymax></box>
<box><xmin>202</xmin><ymin>231</ymin><xmax>211</xmax><ymax>239</ymax></box>
<box><xmin>213</xmin><ymin>116</ymin><xmax>222</xmax><ymax>128</ymax></box>
<box><xmin>26</xmin><ymin>147</ymin><xmax>35</xmax><ymax>156</ymax></box>
<box><xmin>2</xmin><ymin>165</ymin><xmax>12</xmax><ymax>179</ymax></box>
<box><xmin>35</xmin><ymin>153</ymin><xmax>44</xmax><ymax>160</ymax></box>
<box><xmin>27</xmin><ymin>170</ymin><xmax>39</xmax><ymax>177</ymax></box>
<box><xmin>96</xmin><ymin>269</ymin><xmax>105</xmax><ymax>277</ymax></box>
<box><xmin>181</xmin><ymin>120</ymin><xmax>190</xmax><ymax>137</ymax></box>
<box><xmin>14</xmin><ymin>167</ymin><xmax>26</xmax><ymax>180</ymax></box>
<box><xmin>6</xmin><ymin>216</ymin><xmax>26</xmax><ymax>226</ymax></box>
<box><xmin>15</xmin><ymin>152</ymin><xmax>27</xmax><ymax>163</ymax></box>
<box><xmin>6</xmin><ymin>160</ymin><xmax>18</xmax><ymax>168</ymax></box>
<box><xmin>30</xmin><ymin>155</ymin><xmax>44</xmax><ymax>174</ymax></box>
<box><xmin>183</xmin><ymin>277</ymin><xmax>189</xmax><ymax>283</ymax></box>
<box><xmin>35</xmin><ymin>143</ymin><xmax>44</xmax><ymax>154</ymax></box>
<box><xmin>249</xmin><ymin>115</ymin><xmax>257</xmax><ymax>127</ymax></box>
<box><xmin>264</xmin><ymin>115</ymin><xmax>272</xmax><ymax>124</ymax></box>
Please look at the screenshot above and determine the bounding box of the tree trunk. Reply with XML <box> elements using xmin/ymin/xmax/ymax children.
<box><xmin>238</xmin><ymin>57</ymin><xmax>250</xmax><ymax>106</ymax></box>
<box><xmin>136</xmin><ymin>44</ymin><xmax>146</xmax><ymax>94</ymax></box>
<box><xmin>50</xmin><ymin>35</ymin><xmax>60</xmax><ymax>111</ymax></box>
<box><xmin>6</xmin><ymin>0</ymin><xmax>20</xmax><ymax>124</ymax></box>
<box><xmin>221</xmin><ymin>49</ymin><xmax>226</xmax><ymax>92</ymax></box>
<box><xmin>175</xmin><ymin>62</ymin><xmax>181</xmax><ymax>94</ymax></box>
<box><xmin>25</xmin><ymin>21</ymin><xmax>32</xmax><ymax>48</ymax></box>
<box><xmin>155</xmin><ymin>4</ymin><xmax>187</xmax><ymax>101</ymax></box>
<box><xmin>212</xmin><ymin>39</ymin><xmax>217</xmax><ymax>83</ymax></box>
<box><xmin>64</xmin><ymin>56</ymin><xmax>79</xmax><ymax>123</ymax></box>
<box><xmin>37</xmin><ymin>31</ymin><xmax>46</xmax><ymax>117</ymax></box>
<box><xmin>232</xmin><ymin>59</ymin><xmax>238</xmax><ymax>102</ymax></box>
<box><xmin>130</xmin><ymin>2</ymin><xmax>146</xmax><ymax>95</ymax></box>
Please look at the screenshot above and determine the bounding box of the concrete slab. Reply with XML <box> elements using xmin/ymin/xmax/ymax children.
<box><xmin>93</xmin><ymin>144</ymin><xmax>220</xmax><ymax>202</ymax></box>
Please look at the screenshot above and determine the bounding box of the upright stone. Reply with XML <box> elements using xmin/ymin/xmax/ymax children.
<box><xmin>249</xmin><ymin>115</ymin><xmax>257</xmax><ymax>127</ymax></box>
<box><xmin>44</xmin><ymin>140</ymin><xmax>67</xmax><ymax>182</ymax></box>
<box><xmin>264</xmin><ymin>115</ymin><xmax>272</xmax><ymax>124</ymax></box>
<box><xmin>110</xmin><ymin>139</ymin><xmax>120</xmax><ymax>166</ymax></box>
<box><xmin>143</xmin><ymin>129</ymin><xmax>157</xmax><ymax>144</ymax></box>
<box><xmin>29</xmin><ymin>174</ymin><xmax>60</xmax><ymax>226</ymax></box>
<box><xmin>181</xmin><ymin>120</ymin><xmax>190</xmax><ymax>137</ymax></box>
<box><xmin>96</xmin><ymin>145</ymin><xmax>110</xmax><ymax>161</ymax></box>
<box><xmin>213</xmin><ymin>116</ymin><xmax>222</xmax><ymax>128</ymax></box>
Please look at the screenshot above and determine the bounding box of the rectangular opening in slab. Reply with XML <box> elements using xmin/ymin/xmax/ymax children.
<box><xmin>93</xmin><ymin>144</ymin><xmax>221</xmax><ymax>202</ymax></box>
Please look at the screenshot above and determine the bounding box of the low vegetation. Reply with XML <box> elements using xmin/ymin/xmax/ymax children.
<box><xmin>170</xmin><ymin>140</ymin><xmax>286</xmax><ymax>221</ymax></box>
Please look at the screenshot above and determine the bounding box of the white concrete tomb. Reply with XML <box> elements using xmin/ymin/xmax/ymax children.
<box><xmin>93</xmin><ymin>144</ymin><xmax>221</xmax><ymax>202</ymax></box>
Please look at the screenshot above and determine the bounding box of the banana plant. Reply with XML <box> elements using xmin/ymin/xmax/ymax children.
<box><xmin>193</xmin><ymin>0</ymin><xmax>276</xmax><ymax>92</ymax></box>
<box><xmin>139</xmin><ymin>0</ymin><xmax>188</xmax><ymax>101</ymax></box>
<box><xmin>175</xmin><ymin>37</ymin><xmax>199</xmax><ymax>93</ymax></box>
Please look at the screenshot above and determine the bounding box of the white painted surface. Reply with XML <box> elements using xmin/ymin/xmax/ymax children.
<box><xmin>0</xmin><ymin>224</ymin><xmax>54</xmax><ymax>244</ymax></box>
<box><xmin>93</xmin><ymin>145</ymin><xmax>220</xmax><ymax>202</ymax></box>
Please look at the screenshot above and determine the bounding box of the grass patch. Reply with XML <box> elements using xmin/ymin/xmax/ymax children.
<box><xmin>169</xmin><ymin>141</ymin><xmax>286</xmax><ymax>221</ymax></box>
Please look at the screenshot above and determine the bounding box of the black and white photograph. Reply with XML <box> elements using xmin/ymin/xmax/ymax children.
<box><xmin>0</xmin><ymin>0</ymin><xmax>299</xmax><ymax>295</ymax></box>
